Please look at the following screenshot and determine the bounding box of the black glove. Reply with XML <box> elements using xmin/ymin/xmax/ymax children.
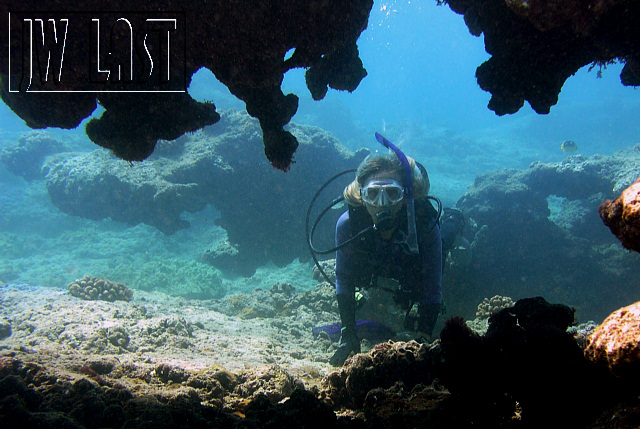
<box><xmin>417</xmin><ymin>303</ymin><xmax>441</xmax><ymax>338</ymax></box>
<box><xmin>330</xmin><ymin>326</ymin><xmax>361</xmax><ymax>366</ymax></box>
<box><xmin>330</xmin><ymin>294</ymin><xmax>360</xmax><ymax>366</ymax></box>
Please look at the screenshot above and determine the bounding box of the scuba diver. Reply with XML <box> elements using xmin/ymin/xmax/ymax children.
<box><xmin>308</xmin><ymin>133</ymin><xmax>467</xmax><ymax>367</ymax></box>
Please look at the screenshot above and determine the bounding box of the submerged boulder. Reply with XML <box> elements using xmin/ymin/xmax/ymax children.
<box><xmin>449</xmin><ymin>147</ymin><xmax>640</xmax><ymax>322</ymax></box>
<box><xmin>0</xmin><ymin>131</ymin><xmax>69</xmax><ymax>180</ymax></box>
<box><xmin>43</xmin><ymin>110</ymin><xmax>367</xmax><ymax>275</ymax></box>
<box><xmin>584</xmin><ymin>301</ymin><xmax>640</xmax><ymax>381</ymax></box>
<box><xmin>599</xmin><ymin>174</ymin><xmax>640</xmax><ymax>253</ymax></box>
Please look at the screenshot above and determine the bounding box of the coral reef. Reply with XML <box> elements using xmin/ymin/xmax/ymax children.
<box><xmin>584</xmin><ymin>301</ymin><xmax>640</xmax><ymax>381</ymax></box>
<box><xmin>4</xmin><ymin>284</ymin><xmax>640</xmax><ymax>428</ymax></box>
<box><xmin>67</xmin><ymin>275</ymin><xmax>134</xmax><ymax>302</ymax></box>
<box><xmin>475</xmin><ymin>295</ymin><xmax>514</xmax><ymax>319</ymax></box>
<box><xmin>441</xmin><ymin>0</ymin><xmax>640</xmax><ymax>115</ymax></box>
<box><xmin>0</xmin><ymin>320</ymin><xmax>10</xmax><ymax>340</ymax></box>
<box><xmin>0</xmin><ymin>356</ymin><xmax>335</xmax><ymax>429</ymax></box>
<box><xmin>437</xmin><ymin>297</ymin><xmax>621</xmax><ymax>428</ymax></box>
<box><xmin>321</xmin><ymin>340</ymin><xmax>438</xmax><ymax>410</ymax></box>
<box><xmin>448</xmin><ymin>147</ymin><xmax>640</xmax><ymax>321</ymax></box>
<box><xmin>0</xmin><ymin>0</ymin><xmax>373</xmax><ymax>170</ymax></box>
<box><xmin>312</xmin><ymin>259</ymin><xmax>336</xmax><ymax>284</ymax></box>
<box><xmin>210</xmin><ymin>281</ymin><xmax>336</xmax><ymax>323</ymax></box>
<box><xmin>0</xmin><ymin>131</ymin><xmax>69</xmax><ymax>180</ymax></box>
<box><xmin>44</xmin><ymin>110</ymin><xmax>368</xmax><ymax>275</ymax></box>
<box><xmin>599</xmin><ymin>174</ymin><xmax>640</xmax><ymax>252</ymax></box>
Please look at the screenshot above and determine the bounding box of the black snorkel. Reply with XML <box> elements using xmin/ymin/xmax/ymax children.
<box><xmin>375</xmin><ymin>132</ymin><xmax>419</xmax><ymax>254</ymax></box>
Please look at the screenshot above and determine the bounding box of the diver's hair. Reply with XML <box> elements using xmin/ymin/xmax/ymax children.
<box><xmin>344</xmin><ymin>153</ymin><xmax>430</xmax><ymax>206</ymax></box>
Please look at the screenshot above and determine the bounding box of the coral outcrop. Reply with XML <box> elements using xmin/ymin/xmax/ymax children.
<box><xmin>437</xmin><ymin>297</ymin><xmax>619</xmax><ymax>428</ymax></box>
<box><xmin>67</xmin><ymin>275</ymin><xmax>134</xmax><ymax>302</ymax></box>
<box><xmin>584</xmin><ymin>301</ymin><xmax>640</xmax><ymax>381</ymax></box>
<box><xmin>321</xmin><ymin>340</ymin><xmax>438</xmax><ymax>410</ymax></box>
<box><xmin>0</xmin><ymin>1</ymin><xmax>373</xmax><ymax>171</ymax></box>
<box><xmin>4</xmin><ymin>284</ymin><xmax>640</xmax><ymax>429</ymax></box>
<box><xmin>0</xmin><ymin>131</ymin><xmax>68</xmax><ymax>180</ymax></box>
<box><xmin>43</xmin><ymin>110</ymin><xmax>368</xmax><ymax>275</ymax></box>
<box><xmin>0</xmin><ymin>356</ymin><xmax>334</xmax><ymax>429</ymax></box>
<box><xmin>441</xmin><ymin>0</ymin><xmax>640</xmax><ymax>115</ymax></box>
<box><xmin>475</xmin><ymin>295</ymin><xmax>514</xmax><ymax>319</ymax></box>
<box><xmin>449</xmin><ymin>147</ymin><xmax>640</xmax><ymax>321</ymax></box>
<box><xmin>599</xmin><ymin>174</ymin><xmax>640</xmax><ymax>252</ymax></box>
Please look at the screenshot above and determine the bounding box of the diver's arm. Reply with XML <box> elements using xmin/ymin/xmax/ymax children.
<box><xmin>331</xmin><ymin>211</ymin><xmax>361</xmax><ymax>365</ymax></box>
<box><xmin>335</xmin><ymin>211</ymin><xmax>357</xmax><ymax>297</ymax></box>
<box><xmin>417</xmin><ymin>223</ymin><xmax>443</xmax><ymax>338</ymax></box>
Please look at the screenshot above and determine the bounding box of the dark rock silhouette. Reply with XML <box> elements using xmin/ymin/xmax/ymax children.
<box><xmin>442</xmin><ymin>0</ymin><xmax>640</xmax><ymax>115</ymax></box>
<box><xmin>0</xmin><ymin>1</ymin><xmax>372</xmax><ymax>170</ymax></box>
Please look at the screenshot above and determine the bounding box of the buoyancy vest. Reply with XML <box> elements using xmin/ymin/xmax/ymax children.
<box><xmin>346</xmin><ymin>198</ymin><xmax>440</xmax><ymax>297</ymax></box>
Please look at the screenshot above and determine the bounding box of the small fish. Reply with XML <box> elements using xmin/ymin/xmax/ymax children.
<box><xmin>561</xmin><ymin>140</ymin><xmax>578</xmax><ymax>153</ymax></box>
<box><xmin>312</xmin><ymin>320</ymin><xmax>395</xmax><ymax>343</ymax></box>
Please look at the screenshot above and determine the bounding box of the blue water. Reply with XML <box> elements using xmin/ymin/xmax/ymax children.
<box><xmin>1</xmin><ymin>1</ymin><xmax>639</xmax><ymax>300</ymax></box>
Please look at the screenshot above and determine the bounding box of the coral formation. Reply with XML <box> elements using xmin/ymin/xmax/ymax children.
<box><xmin>438</xmin><ymin>297</ymin><xmax>618</xmax><ymax>428</ymax></box>
<box><xmin>0</xmin><ymin>356</ymin><xmax>334</xmax><ymax>429</ymax></box>
<box><xmin>67</xmin><ymin>275</ymin><xmax>134</xmax><ymax>302</ymax></box>
<box><xmin>44</xmin><ymin>110</ymin><xmax>368</xmax><ymax>274</ymax></box>
<box><xmin>448</xmin><ymin>146</ymin><xmax>640</xmax><ymax>321</ymax></box>
<box><xmin>0</xmin><ymin>320</ymin><xmax>10</xmax><ymax>340</ymax></box>
<box><xmin>312</xmin><ymin>259</ymin><xmax>336</xmax><ymax>284</ymax></box>
<box><xmin>475</xmin><ymin>295</ymin><xmax>514</xmax><ymax>319</ymax></box>
<box><xmin>599</xmin><ymin>174</ymin><xmax>640</xmax><ymax>253</ymax></box>
<box><xmin>584</xmin><ymin>301</ymin><xmax>640</xmax><ymax>381</ymax></box>
<box><xmin>211</xmin><ymin>281</ymin><xmax>336</xmax><ymax>321</ymax></box>
<box><xmin>4</xmin><ymin>284</ymin><xmax>640</xmax><ymax>428</ymax></box>
<box><xmin>0</xmin><ymin>131</ymin><xmax>68</xmax><ymax>180</ymax></box>
<box><xmin>0</xmin><ymin>0</ymin><xmax>373</xmax><ymax>171</ymax></box>
<box><xmin>441</xmin><ymin>0</ymin><xmax>640</xmax><ymax>115</ymax></box>
<box><xmin>321</xmin><ymin>340</ymin><xmax>437</xmax><ymax>410</ymax></box>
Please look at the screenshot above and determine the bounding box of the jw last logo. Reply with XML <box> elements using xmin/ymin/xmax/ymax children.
<box><xmin>7</xmin><ymin>11</ymin><xmax>186</xmax><ymax>92</ymax></box>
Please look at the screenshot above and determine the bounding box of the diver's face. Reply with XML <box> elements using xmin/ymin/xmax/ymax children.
<box><xmin>361</xmin><ymin>171</ymin><xmax>405</xmax><ymax>222</ymax></box>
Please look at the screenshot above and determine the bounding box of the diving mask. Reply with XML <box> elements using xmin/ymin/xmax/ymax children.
<box><xmin>361</xmin><ymin>179</ymin><xmax>404</xmax><ymax>207</ymax></box>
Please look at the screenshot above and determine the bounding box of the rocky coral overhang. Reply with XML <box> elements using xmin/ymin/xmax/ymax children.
<box><xmin>441</xmin><ymin>0</ymin><xmax>640</xmax><ymax>115</ymax></box>
<box><xmin>0</xmin><ymin>1</ymin><xmax>372</xmax><ymax>171</ymax></box>
<box><xmin>599</xmin><ymin>174</ymin><xmax>640</xmax><ymax>253</ymax></box>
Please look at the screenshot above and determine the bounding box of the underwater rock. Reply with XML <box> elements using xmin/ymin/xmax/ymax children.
<box><xmin>67</xmin><ymin>275</ymin><xmax>134</xmax><ymax>302</ymax></box>
<box><xmin>312</xmin><ymin>259</ymin><xmax>336</xmax><ymax>284</ymax></box>
<box><xmin>475</xmin><ymin>295</ymin><xmax>514</xmax><ymax>319</ymax></box>
<box><xmin>599</xmin><ymin>174</ymin><xmax>640</xmax><ymax>253</ymax></box>
<box><xmin>442</xmin><ymin>0</ymin><xmax>640</xmax><ymax>115</ymax></box>
<box><xmin>233</xmin><ymin>364</ymin><xmax>306</xmax><ymax>406</ymax></box>
<box><xmin>584</xmin><ymin>301</ymin><xmax>640</xmax><ymax>381</ymax></box>
<box><xmin>0</xmin><ymin>354</ymin><xmax>341</xmax><ymax>429</ymax></box>
<box><xmin>45</xmin><ymin>110</ymin><xmax>367</xmax><ymax>274</ymax></box>
<box><xmin>0</xmin><ymin>0</ymin><xmax>372</xmax><ymax>171</ymax></box>
<box><xmin>0</xmin><ymin>131</ymin><xmax>69</xmax><ymax>180</ymax></box>
<box><xmin>320</xmin><ymin>340</ymin><xmax>437</xmax><ymax>410</ymax></box>
<box><xmin>450</xmin><ymin>147</ymin><xmax>640</xmax><ymax>322</ymax></box>
<box><xmin>0</xmin><ymin>320</ymin><xmax>11</xmax><ymax>340</ymax></box>
<box><xmin>438</xmin><ymin>297</ymin><xmax>619</xmax><ymax>428</ymax></box>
